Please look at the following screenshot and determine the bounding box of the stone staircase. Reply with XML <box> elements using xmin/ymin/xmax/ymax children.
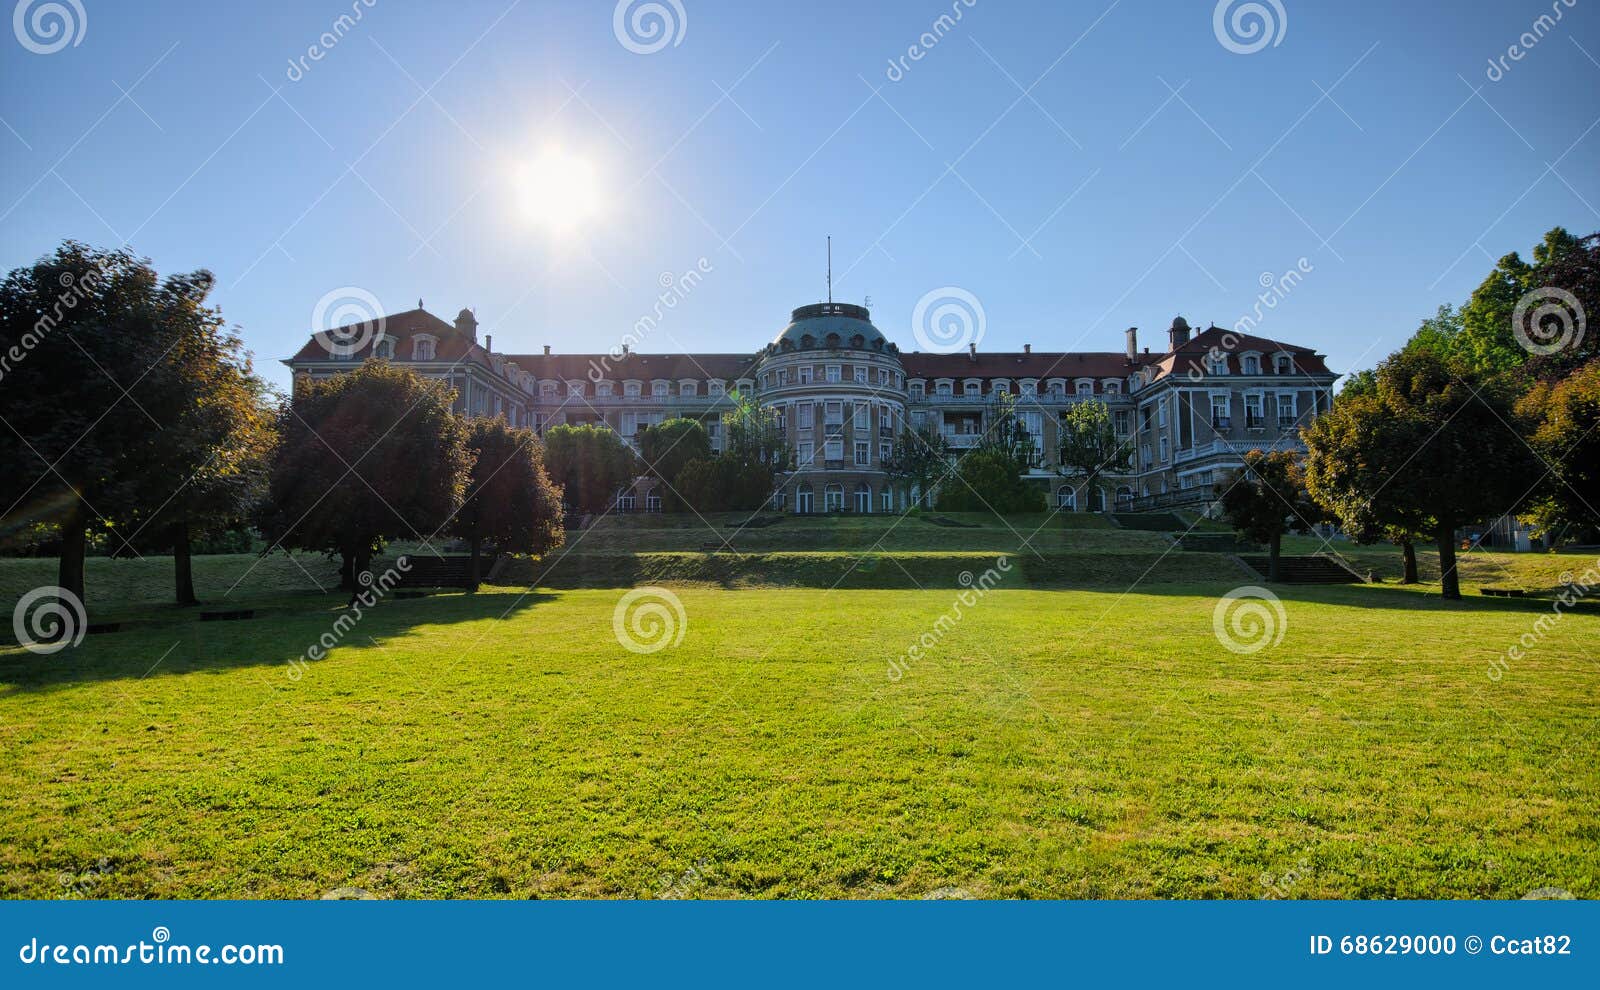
<box><xmin>1178</xmin><ymin>532</ymin><xmax>1262</xmax><ymax>553</ymax></box>
<box><xmin>1237</xmin><ymin>554</ymin><xmax>1362</xmax><ymax>584</ymax></box>
<box><xmin>1111</xmin><ymin>512</ymin><xmax>1186</xmax><ymax>532</ymax></box>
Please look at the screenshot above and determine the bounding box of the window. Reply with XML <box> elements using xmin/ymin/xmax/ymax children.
<box><xmin>1021</xmin><ymin>411</ymin><xmax>1043</xmax><ymax>454</ymax></box>
<box><xmin>596</xmin><ymin>381</ymin><xmax>613</xmax><ymax>397</ymax></box>
<box><xmin>1275</xmin><ymin>354</ymin><xmax>1295</xmax><ymax>375</ymax></box>
<box><xmin>936</xmin><ymin>381</ymin><xmax>953</xmax><ymax>397</ymax></box>
<box><xmin>824</xmin><ymin>401</ymin><xmax>843</xmax><ymax>425</ymax></box>
<box><xmin>1159</xmin><ymin>435</ymin><xmax>1169</xmax><ymax>462</ymax></box>
<box><xmin>1242</xmin><ymin>354</ymin><xmax>1261</xmax><ymax>375</ymax></box>
<box><xmin>880</xmin><ymin>488</ymin><xmax>893</xmax><ymax>512</ymax></box>
<box><xmin>1049</xmin><ymin>382</ymin><xmax>1066</xmax><ymax>400</ymax></box>
<box><xmin>374</xmin><ymin>337</ymin><xmax>394</xmax><ymax>359</ymax></box>
<box><xmin>826</xmin><ymin>365</ymin><xmax>841</xmax><ymax>383</ymax></box>
<box><xmin>1076</xmin><ymin>380</ymin><xmax>1094</xmax><ymax>397</ymax></box>
<box><xmin>1210</xmin><ymin>394</ymin><xmax>1231</xmax><ymax>428</ymax></box>
<box><xmin>1157</xmin><ymin>401</ymin><xmax>1167</xmax><ymax>428</ymax></box>
<box><xmin>708</xmin><ymin>381</ymin><xmax>724</xmax><ymax>397</ymax></box>
<box><xmin>799</xmin><ymin>404</ymin><xmax>815</xmax><ymax>429</ymax></box>
<box><xmin>412</xmin><ymin>336</ymin><xmax>437</xmax><ymax>361</ymax></box>
<box><xmin>645</xmin><ymin>493</ymin><xmax>662</xmax><ymax>512</ymax></box>
<box><xmin>853</xmin><ymin>403</ymin><xmax>868</xmax><ymax>430</ymax></box>
<box><xmin>824</xmin><ymin>484</ymin><xmax>845</xmax><ymax>512</ymax></box>
<box><xmin>1020</xmin><ymin>380</ymin><xmax>1037</xmax><ymax>396</ymax></box>
<box><xmin>615</xmin><ymin>490</ymin><xmax>636</xmax><ymax>511</ymax></box>
<box><xmin>540</xmin><ymin>381</ymin><xmax>557</xmax><ymax>399</ymax></box>
<box><xmin>776</xmin><ymin>370</ymin><xmax>788</xmax><ymax>386</ymax></box>
<box><xmin>1245</xmin><ymin>394</ymin><xmax>1264</xmax><ymax>429</ymax></box>
<box><xmin>993</xmin><ymin>380</ymin><xmax>1010</xmax><ymax>395</ymax></box>
<box><xmin>879</xmin><ymin>406</ymin><xmax>892</xmax><ymax>430</ymax></box>
<box><xmin>1103</xmin><ymin>380</ymin><xmax>1121</xmax><ymax>394</ymax></box>
<box><xmin>878</xmin><ymin>369</ymin><xmax>889</xmax><ymax>386</ymax></box>
<box><xmin>567</xmin><ymin>381</ymin><xmax>584</xmax><ymax>397</ymax></box>
<box><xmin>879</xmin><ymin>440</ymin><xmax>892</xmax><ymax>463</ymax></box>
<box><xmin>854</xmin><ymin>441</ymin><xmax>869</xmax><ymax>466</ymax></box>
<box><xmin>798</xmin><ymin>366</ymin><xmax>813</xmax><ymax>385</ymax></box>
<box><xmin>824</xmin><ymin>438</ymin><xmax>843</xmax><ymax>463</ymax></box>
<box><xmin>652</xmin><ymin>381</ymin><xmax>669</xmax><ymax>397</ymax></box>
<box><xmin>1057</xmin><ymin>487</ymin><xmax>1076</xmax><ymax>510</ymax></box>
<box><xmin>680</xmin><ymin>381</ymin><xmax>697</xmax><ymax>397</ymax></box>
<box><xmin>910</xmin><ymin>381</ymin><xmax>925</xmax><ymax>398</ymax></box>
<box><xmin>854</xmin><ymin>367</ymin><xmax>867</xmax><ymax>384</ymax></box>
<box><xmin>625</xmin><ymin>381</ymin><xmax>641</xmax><ymax>398</ymax></box>
<box><xmin>1207</xmin><ymin>353</ymin><xmax>1227</xmax><ymax>375</ymax></box>
<box><xmin>1114</xmin><ymin>410</ymin><xmax>1131</xmax><ymax>436</ymax></box>
<box><xmin>1277</xmin><ymin>392</ymin><xmax>1298</xmax><ymax>425</ymax></box>
<box><xmin>621</xmin><ymin>412</ymin><xmax>639</xmax><ymax>437</ymax></box>
<box><xmin>963</xmin><ymin>380</ymin><xmax>980</xmax><ymax>396</ymax></box>
<box><xmin>797</xmin><ymin>440</ymin><xmax>814</xmax><ymax>467</ymax></box>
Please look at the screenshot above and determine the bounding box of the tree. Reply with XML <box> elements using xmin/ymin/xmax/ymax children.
<box><xmin>1521</xmin><ymin>231</ymin><xmax>1599</xmax><ymax>380</ymax></box>
<box><xmin>1431</xmin><ymin>227</ymin><xmax>1589</xmax><ymax>375</ymax></box>
<box><xmin>1056</xmin><ymin>399</ymin><xmax>1132</xmax><ymax>512</ymax></box>
<box><xmin>541</xmin><ymin>423</ymin><xmax>637</xmax><ymax>516</ymax></box>
<box><xmin>721</xmin><ymin>389</ymin><xmax>787</xmax><ymax>469</ymax></box>
<box><xmin>674</xmin><ymin>455</ymin><xmax>777</xmax><ymax>513</ymax></box>
<box><xmin>257</xmin><ymin>362</ymin><xmax>471</xmax><ymax>590</ymax></box>
<box><xmin>0</xmin><ymin>243</ymin><xmax>222</xmax><ymax>615</ymax></box>
<box><xmin>1304</xmin><ymin>389</ymin><xmax>1434</xmax><ymax>585</ymax></box>
<box><xmin>452</xmin><ymin>418</ymin><xmax>565</xmax><ymax>586</ymax></box>
<box><xmin>1216</xmin><ymin>450</ymin><xmax>1317</xmax><ymax>582</ymax></box>
<box><xmin>1516</xmin><ymin>361</ymin><xmax>1600</xmax><ymax>541</ymax></box>
<box><xmin>638</xmin><ymin>417</ymin><xmax>710</xmax><ymax>511</ymax></box>
<box><xmin>883</xmin><ymin>424</ymin><xmax>950</xmax><ymax>509</ymax></box>
<box><xmin>936</xmin><ymin>448</ymin><xmax>1045</xmax><ymax>515</ymax></box>
<box><xmin>115</xmin><ymin>271</ymin><xmax>276</xmax><ymax>604</ymax></box>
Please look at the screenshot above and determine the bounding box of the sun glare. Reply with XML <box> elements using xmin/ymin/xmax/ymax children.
<box><xmin>516</xmin><ymin>148</ymin><xmax>602</xmax><ymax>234</ymax></box>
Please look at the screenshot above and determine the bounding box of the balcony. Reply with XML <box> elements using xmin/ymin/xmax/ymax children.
<box><xmin>941</xmin><ymin>432</ymin><xmax>982</xmax><ymax>449</ymax></box>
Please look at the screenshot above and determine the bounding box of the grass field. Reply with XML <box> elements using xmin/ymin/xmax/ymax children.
<box><xmin>1</xmin><ymin>514</ymin><xmax>1596</xmax><ymax>898</ymax></box>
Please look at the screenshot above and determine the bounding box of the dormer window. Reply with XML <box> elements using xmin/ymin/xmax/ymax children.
<box><xmin>1206</xmin><ymin>353</ymin><xmax>1228</xmax><ymax>375</ymax></box>
<box><xmin>963</xmin><ymin>379</ymin><xmax>980</xmax><ymax>396</ymax></box>
<box><xmin>1241</xmin><ymin>354</ymin><xmax>1261</xmax><ymax>375</ymax></box>
<box><xmin>909</xmin><ymin>381</ymin><xmax>925</xmax><ymax>398</ymax></box>
<box><xmin>1019</xmin><ymin>379</ymin><xmax>1037</xmax><ymax>396</ymax></box>
<box><xmin>679</xmin><ymin>380</ymin><xmax>698</xmax><ymax>397</ymax></box>
<box><xmin>540</xmin><ymin>381</ymin><xmax>557</xmax><ymax>399</ymax></box>
<box><xmin>652</xmin><ymin>381</ymin><xmax>669</xmax><ymax>397</ymax></box>
<box><xmin>1075</xmin><ymin>380</ymin><xmax>1094</xmax><ymax>396</ymax></box>
<box><xmin>992</xmin><ymin>379</ymin><xmax>1011</xmax><ymax>395</ymax></box>
<box><xmin>625</xmin><ymin>381</ymin><xmax>641</xmax><ymax>398</ymax></box>
<box><xmin>597</xmin><ymin>381</ymin><xmax>614</xmax><ymax>397</ymax></box>
<box><xmin>708</xmin><ymin>380</ymin><xmax>725</xmax><ymax>397</ymax></box>
<box><xmin>1103</xmin><ymin>380</ymin><xmax>1121</xmax><ymax>394</ymax></box>
<box><xmin>373</xmin><ymin>336</ymin><xmax>395</xmax><ymax>360</ymax></box>
<box><xmin>1274</xmin><ymin>354</ymin><xmax>1295</xmax><ymax>375</ymax></box>
<box><xmin>412</xmin><ymin>335</ymin><xmax>437</xmax><ymax>361</ymax></box>
<box><xmin>567</xmin><ymin>381</ymin><xmax>584</xmax><ymax>398</ymax></box>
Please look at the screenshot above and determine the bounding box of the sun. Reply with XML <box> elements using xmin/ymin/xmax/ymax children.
<box><xmin>516</xmin><ymin>148</ymin><xmax>603</xmax><ymax>233</ymax></box>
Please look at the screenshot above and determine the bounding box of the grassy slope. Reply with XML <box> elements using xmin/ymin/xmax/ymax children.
<box><xmin>1</xmin><ymin>577</ymin><xmax>1595</xmax><ymax>899</ymax></box>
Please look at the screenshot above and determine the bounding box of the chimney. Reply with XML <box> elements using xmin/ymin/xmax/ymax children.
<box><xmin>622</xmin><ymin>343</ymin><xmax>629</xmax><ymax>356</ymax></box>
<box><xmin>1023</xmin><ymin>343</ymin><xmax>1032</xmax><ymax>354</ymax></box>
<box><xmin>543</xmin><ymin>344</ymin><xmax>551</xmax><ymax>356</ymax></box>
<box><xmin>485</xmin><ymin>333</ymin><xmax>493</xmax><ymax>352</ymax></box>
<box><xmin>1125</xmin><ymin>327</ymin><xmax>1137</xmax><ymax>362</ymax></box>
<box><xmin>967</xmin><ymin>342</ymin><xmax>977</xmax><ymax>362</ymax></box>
<box><xmin>1168</xmin><ymin>316</ymin><xmax>1191</xmax><ymax>352</ymax></box>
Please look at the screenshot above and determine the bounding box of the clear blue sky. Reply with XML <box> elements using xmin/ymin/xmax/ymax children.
<box><xmin>2</xmin><ymin>0</ymin><xmax>1596</xmax><ymax>391</ymax></box>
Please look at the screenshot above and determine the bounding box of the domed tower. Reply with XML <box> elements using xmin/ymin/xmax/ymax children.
<box><xmin>753</xmin><ymin>303</ymin><xmax>909</xmax><ymax>513</ymax></box>
<box><xmin>455</xmin><ymin>307</ymin><xmax>478</xmax><ymax>344</ymax></box>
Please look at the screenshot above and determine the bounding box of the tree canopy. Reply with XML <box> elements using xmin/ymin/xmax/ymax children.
<box><xmin>541</xmin><ymin>423</ymin><xmax>638</xmax><ymax>516</ymax></box>
<box><xmin>1216</xmin><ymin>450</ymin><xmax>1317</xmax><ymax>582</ymax></box>
<box><xmin>1057</xmin><ymin>399</ymin><xmax>1131</xmax><ymax>512</ymax></box>
<box><xmin>452</xmin><ymin>417</ymin><xmax>565</xmax><ymax>585</ymax></box>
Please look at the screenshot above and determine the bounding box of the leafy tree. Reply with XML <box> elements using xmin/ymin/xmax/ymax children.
<box><xmin>1303</xmin><ymin>388</ymin><xmax>1434</xmax><ymax>585</ymax></box>
<box><xmin>1516</xmin><ymin>361</ymin><xmax>1600</xmax><ymax>540</ymax></box>
<box><xmin>1521</xmin><ymin>231</ymin><xmax>1599</xmax><ymax>380</ymax></box>
<box><xmin>883</xmin><ymin>424</ymin><xmax>950</xmax><ymax>509</ymax></box>
<box><xmin>541</xmin><ymin>423</ymin><xmax>638</xmax><ymax>516</ymax></box>
<box><xmin>0</xmin><ymin>243</ymin><xmax>235</xmax><ymax>615</ymax></box>
<box><xmin>721</xmin><ymin>389</ymin><xmax>787</xmax><ymax>468</ymax></box>
<box><xmin>638</xmin><ymin>417</ymin><xmax>710</xmax><ymax>511</ymax></box>
<box><xmin>936</xmin><ymin>448</ymin><xmax>1045</xmax><ymax>515</ymax></box>
<box><xmin>1056</xmin><ymin>399</ymin><xmax>1132</xmax><ymax>512</ymax></box>
<box><xmin>452</xmin><ymin>418</ymin><xmax>565</xmax><ymax>586</ymax></box>
<box><xmin>257</xmin><ymin>362</ymin><xmax>471</xmax><ymax>590</ymax></box>
<box><xmin>674</xmin><ymin>455</ymin><xmax>777</xmax><ymax>513</ymax></box>
<box><xmin>115</xmin><ymin>272</ymin><xmax>276</xmax><ymax>604</ymax></box>
<box><xmin>1216</xmin><ymin>450</ymin><xmax>1317</xmax><ymax>582</ymax></box>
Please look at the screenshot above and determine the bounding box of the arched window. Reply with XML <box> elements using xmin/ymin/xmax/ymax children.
<box><xmin>824</xmin><ymin>483</ymin><xmax>845</xmax><ymax>512</ymax></box>
<box><xmin>825</xmin><ymin>333</ymin><xmax>841</xmax><ymax>349</ymax></box>
<box><xmin>854</xmin><ymin>483</ymin><xmax>872</xmax><ymax>513</ymax></box>
<box><xmin>850</xmin><ymin>334</ymin><xmax>865</xmax><ymax>349</ymax></box>
<box><xmin>373</xmin><ymin>336</ymin><xmax>395</xmax><ymax>359</ymax></box>
<box><xmin>1116</xmin><ymin>486</ymin><xmax>1134</xmax><ymax>507</ymax></box>
<box><xmin>1056</xmin><ymin>486</ymin><xmax>1076</xmax><ymax>510</ymax></box>
<box><xmin>412</xmin><ymin>335</ymin><xmax>437</xmax><ymax>361</ymax></box>
<box><xmin>796</xmin><ymin>484</ymin><xmax>814</xmax><ymax>514</ymax></box>
<box><xmin>801</xmin><ymin>334</ymin><xmax>815</xmax><ymax>349</ymax></box>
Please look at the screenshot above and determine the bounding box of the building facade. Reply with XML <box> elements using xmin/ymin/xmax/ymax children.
<box><xmin>286</xmin><ymin>301</ymin><xmax>1338</xmax><ymax>513</ymax></box>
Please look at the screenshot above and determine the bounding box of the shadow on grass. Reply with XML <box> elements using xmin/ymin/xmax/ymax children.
<box><xmin>0</xmin><ymin>587</ymin><xmax>558</xmax><ymax>691</ymax></box>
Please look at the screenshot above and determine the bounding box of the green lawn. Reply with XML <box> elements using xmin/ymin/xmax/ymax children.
<box><xmin>2</xmin><ymin>535</ymin><xmax>1596</xmax><ymax>897</ymax></box>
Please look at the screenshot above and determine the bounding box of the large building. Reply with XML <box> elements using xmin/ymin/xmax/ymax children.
<box><xmin>286</xmin><ymin>300</ymin><xmax>1338</xmax><ymax>513</ymax></box>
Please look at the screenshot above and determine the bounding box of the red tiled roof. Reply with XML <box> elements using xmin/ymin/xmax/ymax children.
<box><xmin>498</xmin><ymin>352</ymin><xmax>758</xmax><ymax>381</ymax></box>
<box><xmin>901</xmin><ymin>351</ymin><xmax>1155</xmax><ymax>379</ymax></box>
<box><xmin>286</xmin><ymin>308</ymin><xmax>493</xmax><ymax>367</ymax></box>
<box><xmin>1150</xmin><ymin>325</ymin><xmax>1333</xmax><ymax>378</ymax></box>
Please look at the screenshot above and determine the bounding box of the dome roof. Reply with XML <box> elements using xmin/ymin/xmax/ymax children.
<box><xmin>770</xmin><ymin>302</ymin><xmax>892</xmax><ymax>353</ymax></box>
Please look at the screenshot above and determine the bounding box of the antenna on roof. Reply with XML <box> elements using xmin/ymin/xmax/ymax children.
<box><xmin>826</xmin><ymin>236</ymin><xmax>832</xmax><ymax>304</ymax></box>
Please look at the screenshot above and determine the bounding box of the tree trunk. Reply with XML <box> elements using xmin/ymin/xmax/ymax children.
<box><xmin>1268</xmin><ymin>531</ymin><xmax>1282</xmax><ymax>582</ymax></box>
<box><xmin>469</xmin><ymin>532</ymin><xmax>482</xmax><ymax>590</ymax></box>
<box><xmin>57</xmin><ymin>499</ymin><xmax>88</xmax><ymax>610</ymax></box>
<box><xmin>348</xmin><ymin>545</ymin><xmax>372</xmax><ymax>606</ymax></box>
<box><xmin>172</xmin><ymin>517</ymin><xmax>198</xmax><ymax>605</ymax></box>
<box><xmin>338</xmin><ymin>550</ymin><xmax>355</xmax><ymax>591</ymax></box>
<box><xmin>1400</xmin><ymin>538</ymin><xmax>1418</xmax><ymax>585</ymax></box>
<box><xmin>1436</xmin><ymin>521</ymin><xmax>1461</xmax><ymax>601</ymax></box>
